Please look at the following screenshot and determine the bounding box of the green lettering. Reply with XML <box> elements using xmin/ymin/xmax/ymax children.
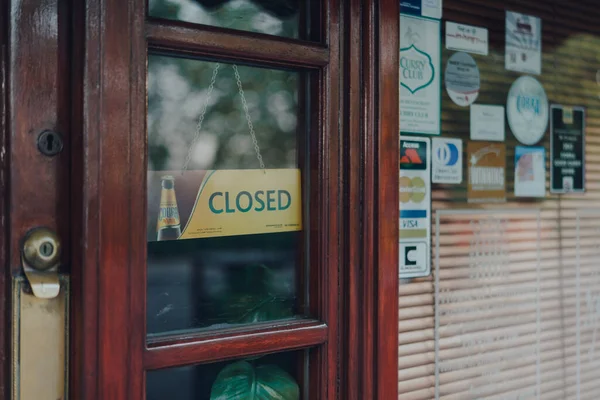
<box><xmin>267</xmin><ymin>190</ymin><xmax>276</xmax><ymax>211</ymax></box>
<box><xmin>225</xmin><ymin>192</ymin><xmax>235</xmax><ymax>213</ymax></box>
<box><xmin>209</xmin><ymin>192</ymin><xmax>223</xmax><ymax>214</ymax></box>
<box><xmin>278</xmin><ymin>190</ymin><xmax>291</xmax><ymax>211</ymax></box>
<box><xmin>236</xmin><ymin>191</ymin><xmax>252</xmax><ymax>213</ymax></box>
<box><xmin>254</xmin><ymin>190</ymin><xmax>265</xmax><ymax>211</ymax></box>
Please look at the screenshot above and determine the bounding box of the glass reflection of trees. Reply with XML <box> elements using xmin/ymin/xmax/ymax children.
<box><xmin>148</xmin><ymin>55</ymin><xmax>299</xmax><ymax>171</ymax></box>
<box><xmin>149</xmin><ymin>0</ymin><xmax>302</xmax><ymax>39</ymax></box>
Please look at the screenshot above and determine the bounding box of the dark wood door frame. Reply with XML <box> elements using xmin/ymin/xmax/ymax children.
<box><xmin>341</xmin><ymin>0</ymin><xmax>399</xmax><ymax>399</ymax></box>
<box><xmin>0</xmin><ymin>0</ymin><xmax>8</xmax><ymax>396</ymax></box>
<box><xmin>2</xmin><ymin>0</ymin><xmax>399</xmax><ymax>398</ymax></box>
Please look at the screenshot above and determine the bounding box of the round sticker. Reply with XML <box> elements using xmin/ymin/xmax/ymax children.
<box><xmin>445</xmin><ymin>52</ymin><xmax>480</xmax><ymax>107</ymax></box>
<box><xmin>506</xmin><ymin>76</ymin><xmax>549</xmax><ymax>145</ymax></box>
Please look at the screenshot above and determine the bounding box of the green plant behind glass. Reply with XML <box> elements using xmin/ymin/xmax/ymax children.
<box><xmin>212</xmin><ymin>263</ymin><xmax>295</xmax><ymax>325</ymax></box>
<box><xmin>208</xmin><ymin>263</ymin><xmax>299</xmax><ymax>399</ymax></box>
<box><xmin>210</xmin><ymin>360</ymin><xmax>299</xmax><ymax>400</ymax></box>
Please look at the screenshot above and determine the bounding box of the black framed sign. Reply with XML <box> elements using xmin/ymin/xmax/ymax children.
<box><xmin>550</xmin><ymin>105</ymin><xmax>585</xmax><ymax>194</ymax></box>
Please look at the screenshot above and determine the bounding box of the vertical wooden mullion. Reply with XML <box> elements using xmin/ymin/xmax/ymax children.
<box><xmin>308</xmin><ymin>0</ymin><xmax>341</xmax><ymax>398</ymax></box>
<box><xmin>96</xmin><ymin>0</ymin><xmax>131</xmax><ymax>395</ymax></box>
<box><xmin>79</xmin><ymin>0</ymin><xmax>145</xmax><ymax>398</ymax></box>
<box><xmin>341</xmin><ymin>0</ymin><xmax>362</xmax><ymax>398</ymax></box>
<box><xmin>326</xmin><ymin>0</ymin><xmax>341</xmax><ymax>397</ymax></box>
<box><xmin>0</xmin><ymin>0</ymin><xmax>8</xmax><ymax>396</ymax></box>
<box><xmin>374</xmin><ymin>0</ymin><xmax>400</xmax><ymax>398</ymax></box>
<box><xmin>72</xmin><ymin>0</ymin><xmax>100</xmax><ymax>396</ymax></box>
<box><xmin>344</xmin><ymin>0</ymin><xmax>400</xmax><ymax>397</ymax></box>
<box><xmin>130</xmin><ymin>0</ymin><xmax>147</xmax><ymax>398</ymax></box>
<box><xmin>361</xmin><ymin>0</ymin><xmax>376</xmax><ymax>397</ymax></box>
<box><xmin>71</xmin><ymin>0</ymin><xmax>97</xmax><ymax>397</ymax></box>
<box><xmin>343</xmin><ymin>1</ymin><xmax>400</xmax><ymax>398</ymax></box>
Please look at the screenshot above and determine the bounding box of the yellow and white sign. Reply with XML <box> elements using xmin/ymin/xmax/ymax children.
<box><xmin>147</xmin><ymin>169</ymin><xmax>302</xmax><ymax>241</ymax></box>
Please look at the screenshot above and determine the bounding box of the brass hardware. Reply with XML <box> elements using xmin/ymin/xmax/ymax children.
<box><xmin>21</xmin><ymin>228</ymin><xmax>62</xmax><ymax>299</ymax></box>
<box><xmin>12</xmin><ymin>275</ymin><xmax>69</xmax><ymax>400</ymax></box>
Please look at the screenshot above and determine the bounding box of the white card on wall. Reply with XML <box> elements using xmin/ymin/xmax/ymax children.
<box><xmin>400</xmin><ymin>15</ymin><xmax>441</xmax><ymax>135</ymax></box>
<box><xmin>446</xmin><ymin>22</ymin><xmax>488</xmax><ymax>55</ymax></box>
<box><xmin>514</xmin><ymin>146</ymin><xmax>546</xmax><ymax>197</ymax></box>
<box><xmin>422</xmin><ymin>0</ymin><xmax>442</xmax><ymax>20</ymax></box>
<box><xmin>400</xmin><ymin>0</ymin><xmax>442</xmax><ymax>20</ymax></box>
<box><xmin>400</xmin><ymin>136</ymin><xmax>431</xmax><ymax>278</ymax></box>
<box><xmin>505</xmin><ymin>11</ymin><xmax>542</xmax><ymax>75</ymax></box>
<box><xmin>470</xmin><ymin>104</ymin><xmax>505</xmax><ymax>141</ymax></box>
<box><xmin>432</xmin><ymin>137</ymin><xmax>462</xmax><ymax>184</ymax></box>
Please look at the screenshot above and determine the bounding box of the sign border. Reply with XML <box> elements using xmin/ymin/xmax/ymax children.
<box><xmin>400</xmin><ymin>14</ymin><xmax>442</xmax><ymax>136</ymax></box>
<box><xmin>399</xmin><ymin>136</ymin><xmax>432</xmax><ymax>279</ymax></box>
<box><xmin>445</xmin><ymin>21</ymin><xmax>489</xmax><ymax>56</ymax></box>
<box><xmin>550</xmin><ymin>104</ymin><xmax>586</xmax><ymax>194</ymax></box>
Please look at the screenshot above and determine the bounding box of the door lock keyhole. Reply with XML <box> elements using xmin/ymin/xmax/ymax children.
<box><xmin>40</xmin><ymin>241</ymin><xmax>54</xmax><ymax>257</ymax></box>
<box><xmin>45</xmin><ymin>135</ymin><xmax>54</xmax><ymax>152</ymax></box>
<box><xmin>37</xmin><ymin>130</ymin><xmax>63</xmax><ymax>156</ymax></box>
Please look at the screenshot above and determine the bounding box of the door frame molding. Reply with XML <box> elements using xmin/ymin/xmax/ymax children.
<box><xmin>0</xmin><ymin>0</ymin><xmax>8</xmax><ymax>396</ymax></box>
<box><xmin>341</xmin><ymin>0</ymin><xmax>399</xmax><ymax>398</ymax></box>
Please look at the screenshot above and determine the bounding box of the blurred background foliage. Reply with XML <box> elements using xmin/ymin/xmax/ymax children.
<box><xmin>149</xmin><ymin>0</ymin><xmax>302</xmax><ymax>39</ymax></box>
<box><xmin>148</xmin><ymin>54</ymin><xmax>301</xmax><ymax>171</ymax></box>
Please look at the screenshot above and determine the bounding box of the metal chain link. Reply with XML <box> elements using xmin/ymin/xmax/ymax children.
<box><xmin>181</xmin><ymin>63</ymin><xmax>265</xmax><ymax>173</ymax></box>
<box><xmin>181</xmin><ymin>63</ymin><xmax>221</xmax><ymax>172</ymax></box>
<box><xmin>233</xmin><ymin>64</ymin><xmax>265</xmax><ymax>171</ymax></box>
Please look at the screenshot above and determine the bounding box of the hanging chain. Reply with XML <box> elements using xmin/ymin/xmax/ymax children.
<box><xmin>182</xmin><ymin>63</ymin><xmax>221</xmax><ymax>172</ymax></box>
<box><xmin>233</xmin><ymin>64</ymin><xmax>266</xmax><ymax>172</ymax></box>
<box><xmin>181</xmin><ymin>63</ymin><xmax>265</xmax><ymax>173</ymax></box>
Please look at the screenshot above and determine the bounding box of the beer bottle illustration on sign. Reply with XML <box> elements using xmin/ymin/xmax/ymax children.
<box><xmin>156</xmin><ymin>175</ymin><xmax>182</xmax><ymax>241</ymax></box>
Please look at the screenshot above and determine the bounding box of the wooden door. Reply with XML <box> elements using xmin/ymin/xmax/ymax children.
<box><xmin>1</xmin><ymin>0</ymin><xmax>399</xmax><ymax>399</ymax></box>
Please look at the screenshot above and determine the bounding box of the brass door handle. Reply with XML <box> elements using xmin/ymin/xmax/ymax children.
<box><xmin>13</xmin><ymin>227</ymin><xmax>69</xmax><ymax>400</ymax></box>
<box><xmin>21</xmin><ymin>227</ymin><xmax>62</xmax><ymax>298</ymax></box>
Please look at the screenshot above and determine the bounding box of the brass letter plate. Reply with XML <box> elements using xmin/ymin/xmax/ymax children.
<box><xmin>12</xmin><ymin>276</ymin><xmax>69</xmax><ymax>400</ymax></box>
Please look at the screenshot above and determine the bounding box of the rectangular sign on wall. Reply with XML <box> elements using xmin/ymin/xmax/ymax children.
<box><xmin>505</xmin><ymin>11</ymin><xmax>542</xmax><ymax>75</ymax></box>
<box><xmin>400</xmin><ymin>14</ymin><xmax>441</xmax><ymax>136</ymax></box>
<box><xmin>432</xmin><ymin>137</ymin><xmax>462</xmax><ymax>184</ymax></box>
<box><xmin>467</xmin><ymin>142</ymin><xmax>506</xmax><ymax>203</ymax></box>
<box><xmin>445</xmin><ymin>21</ymin><xmax>488</xmax><ymax>55</ymax></box>
<box><xmin>470</xmin><ymin>104</ymin><xmax>505</xmax><ymax>142</ymax></box>
<box><xmin>514</xmin><ymin>146</ymin><xmax>546</xmax><ymax>198</ymax></box>
<box><xmin>551</xmin><ymin>105</ymin><xmax>585</xmax><ymax>193</ymax></box>
<box><xmin>400</xmin><ymin>136</ymin><xmax>431</xmax><ymax>278</ymax></box>
<box><xmin>400</xmin><ymin>0</ymin><xmax>442</xmax><ymax>20</ymax></box>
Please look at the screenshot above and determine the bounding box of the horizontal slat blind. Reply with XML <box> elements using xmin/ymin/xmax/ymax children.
<box><xmin>399</xmin><ymin>1</ymin><xmax>600</xmax><ymax>399</ymax></box>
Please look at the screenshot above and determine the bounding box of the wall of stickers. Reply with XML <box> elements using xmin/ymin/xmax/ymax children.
<box><xmin>398</xmin><ymin>0</ymin><xmax>600</xmax><ymax>398</ymax></box>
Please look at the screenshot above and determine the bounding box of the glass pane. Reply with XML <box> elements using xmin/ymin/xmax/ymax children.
<box><xmin>147</xmin><ymin>55</ymin><xmax>309</xmax><ymax>336</ymax></box>
<box><xmin>148</xmin><ymin>0</ymin><xmax>317</xmax><ymax>41</ymax></box>
<box><xmin>399</xmin><ymin>3</ymin><xmax>600</xmax><ymax>399</ymax></box>
<box><xmin>146</xmin><ymin>350</ymin><xmax>308</xmax><ymax>400</ymax></box>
